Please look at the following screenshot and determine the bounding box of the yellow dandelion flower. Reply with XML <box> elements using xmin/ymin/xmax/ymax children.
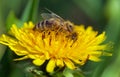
<box><xmin>0</xmin><ymin>22</ymin><xmax>112</xmax><ymax>72</ymax></box>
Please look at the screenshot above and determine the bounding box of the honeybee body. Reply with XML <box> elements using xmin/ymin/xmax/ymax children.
<box><xmin>34</xmin><ymin>18</ymin><xmax>73</xmax><ymax>33</ymax></box>
<box><xmin>33</xmin><ymin>10</ymin><xmax>77</xmax><ymax>40</ymax></box>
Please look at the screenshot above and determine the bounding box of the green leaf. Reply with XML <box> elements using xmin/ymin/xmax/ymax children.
<box><xmin>63</xmin><ymin>68</ymin><xmax>74</xmax><ymax>77</ymax></box>
<box><xmin>73</xmin><ymin>0</ymin><xmax>103</xmax><ymax>21</ymax></box>
<box><xmin>21</xmin><ymin>0</ymin><xmax>40</xmax><ymax>22</ymax></box>
<box><xmin>63</xmin><ymin>68</ymin><xmax>85</xmax><ymax>77</ymax></box>
<box><xmin>6</xmin><ymin>11</ymin><xmax>21</xmax><ymax>31</ymax></box>
<box><xmin>21</xmin><ymin>0</ymin><xmax>33</xmax><ymax>22</ymax></box>
<box><xmin>0</xmin><ymin>3</ymin><xmax>6</xmax><ymax>61</ymax></box>
<box><xmin>31</xmin><ymin>0</ymin><xmax>40</xmax><ymax>22</ymax></box>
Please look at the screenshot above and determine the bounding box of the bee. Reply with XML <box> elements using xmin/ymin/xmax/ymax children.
<box><xmin>33</xmin><ymin>9</ymin><xmax>77</xmax><ymax>40</ymax></box>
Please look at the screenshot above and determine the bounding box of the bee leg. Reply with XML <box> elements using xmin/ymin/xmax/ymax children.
<box><xmin>71</xmin><ymin>32</ymin><xmax>77</xmax><ymax>41</ymax></box>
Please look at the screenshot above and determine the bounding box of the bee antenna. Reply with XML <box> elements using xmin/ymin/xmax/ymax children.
<box><xmin>43</xmin><ymin>8</ymin><xmax>64</xmax><ymax>21</ymax></box>
<box><xmin>44</xmin><ymin>8</ymin><xmax>54</xmax><ymax>14</ymax></box>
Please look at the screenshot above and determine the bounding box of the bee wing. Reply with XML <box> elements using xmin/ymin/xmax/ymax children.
<box><xmin>41</xmin><ymin>13</ymin><xmax>54</xmax><ymax>19</ymax></box>
<box><xmin>41</xmin><ymin>11</ymin><xmax>64</xmax><ymax>21</ymax></box>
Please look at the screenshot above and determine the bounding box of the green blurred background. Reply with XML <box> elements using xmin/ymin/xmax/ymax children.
<box><xmin>0</xmin><ymin>0</ymin><xmax>120</xmax><ymax>77</ymax></box>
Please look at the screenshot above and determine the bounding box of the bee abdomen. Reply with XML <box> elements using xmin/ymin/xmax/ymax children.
<box><xmin>33</xmin><ymin>19</ymin><xmax>56</xmax><ymax>31</ymax></box>
<box><xmin>33</xmin><ymin>21</ymin><xmax>45</xmax><ymax>31</ymax></box>
<box><xmin>45</xmin><ymin>20</ymin><xmax>53</xmax><ymax>27</ymax></box>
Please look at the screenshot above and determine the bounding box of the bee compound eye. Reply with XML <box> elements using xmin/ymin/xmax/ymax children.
<box><xmin>69</xmin><ymin>25</ymin><xmax>72</xmax><ymax>28</ymax></box>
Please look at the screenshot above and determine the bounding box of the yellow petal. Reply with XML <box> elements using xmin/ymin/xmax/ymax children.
<box><xmin>89</xmin><ymin>56</ymin><xmax>101</xmax><ymax>62</ymax></box>
<box><xmin>0</xmin><ymin>34</ymin><xmax>17</xmax><ymax>45</ymax></box>
<box><xmin>102</xmin><ymin>52</ymin><xmax>112</xmax><ymax>56</ymax></box>
<box><xmin>64</xmin><ymin>59</ymin><xmax>76</xmax><ymax>69</ymax></box>
<box><xmin>56</xmin><ymin>59</ymin><xmax>64</xmax><ymax>67</ymax></box>
<box><xmin>92</xmin><ymin>32</ymin><xmax>106</xmax><ymax>45</ymax></box>
<box><xmin>23</xmin><ymin>21</ymin><xmax>34</xmax><ymax>29</ymax></box>
<box><xmin>9</xmin><ymin>45</ymin><xmax>28</xmax><ymax>56</ymax></box>
<box><xmin>46</xmin><ymin>59</ymin><xmax>56</xmax><ymax>72</ymax></box>
<box><xmin>70</xmin><ymin>58</ymin><xmax>83</xmax><ymax>65</ymax></box>
<box><xmin>33</xmin><ymin>59</ymin><xmax>45</xmax><ymax>66</ymax></box>
<box><xmin>14</xmin><ymin>56</ymin><xmax>28</xmax><ymax>61</ymax></box>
